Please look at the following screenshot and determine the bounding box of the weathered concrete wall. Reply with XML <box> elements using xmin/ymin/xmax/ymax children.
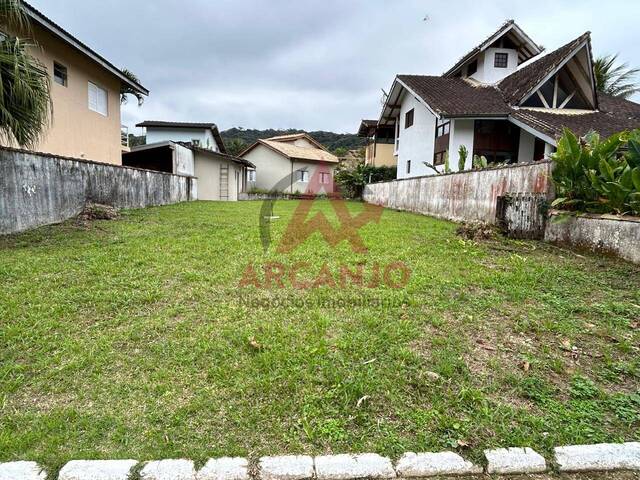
<box><xmin>0</xmin><ymin>147</ymin><xmax>197</xmax><ymax>235</ymax></box>
<box><xmin>545</xmin><ymin>212</ymin><xmax>640</xmax><ymax>265</ymax></box>
<box><xmin>363</xmin><ymin>161</ymin><xmax>553</xmax><ymax>224</ymax></box>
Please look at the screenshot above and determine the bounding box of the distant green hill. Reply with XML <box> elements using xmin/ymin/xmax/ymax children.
<box><xmin>221</xmin><ymin>128</ymin><xmax>365</xmax><ymax>154</ymax></box>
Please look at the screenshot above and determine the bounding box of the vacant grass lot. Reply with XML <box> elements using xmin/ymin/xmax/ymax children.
<box><xmin>1</xmin><ymin>200</ymin><xmax>639</xmax><ymax>474</ymax></box>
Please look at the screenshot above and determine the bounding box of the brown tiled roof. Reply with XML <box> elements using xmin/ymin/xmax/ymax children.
<box><xmin>259</xmin><ymin>139</ymin><xmax>339</xmax><ymax>163</ymax></box>
<box><xmin>512</xmin><ymin>94</ymin><xmax>640</xmax><ymax>139</ymax></box>
<box><xmin>499</xmin><ymin>32</ymin><xmax>591</xmax><ymax>105</ymax></box>
<box><xmin>398</xmin><ymin>75</ymin><xmax>511</xmax><ymax>117</ymax></box>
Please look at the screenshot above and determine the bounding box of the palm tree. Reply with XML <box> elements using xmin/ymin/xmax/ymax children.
<box><xmin>120</xmin><ymin>68</ymin><xmax>144</xmax><ymax>106</ymax></box>
<box><xmin>0</xmin><ymin>0</ymin><xmax>51</xmax><ymax>147</ymax></box>
<box><xmin>594</xmin><ymin>54</ymin><xmax>640</xmax><ymax>99</ymax></box>
<box><xmin>226</xmin><ymin>138</ymin><xmax>247</xmax><ymax>156</ymax></box>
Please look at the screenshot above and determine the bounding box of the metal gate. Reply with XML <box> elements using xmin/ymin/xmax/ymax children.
<box><xmin>496</xmin><ymin>193</ymin><xmax>547</xmax><ymax>239</ymax></box>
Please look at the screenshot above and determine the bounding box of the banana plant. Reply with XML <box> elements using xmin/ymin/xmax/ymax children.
<box><xmin>551</xmin><ymin>128</ymin><xmax>640</xmax><ymax>215</ymax></box>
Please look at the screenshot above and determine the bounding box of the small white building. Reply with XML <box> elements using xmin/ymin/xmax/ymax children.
<box><xmin>377</xmin><ymin>20</ymin><xmax>640</xmax><ymax>179</ymax></box>
<box><xmin>240</xmin><ymin>133</ymin><xmax>339</xmax><ymax>194</ymax></box>
<box><xmin>137</xmin><ymin>121</ymin><xmax>226</xmax><ymax>152</ymax></box>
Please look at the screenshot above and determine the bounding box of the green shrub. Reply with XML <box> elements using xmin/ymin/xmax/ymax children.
<box><xmin>458</xmin><ymin>145</ymin><xmax>468</xmax><ymax>171</ymax></box>
<box><xmin>334</xmin><ymin>163</ymin><xmax>397</xmax><ymax>198</ymax></box>
<box><xmin>551</xmin><ymin>128</ymin><xmax>640</xmax><ymax>215</ymax></box>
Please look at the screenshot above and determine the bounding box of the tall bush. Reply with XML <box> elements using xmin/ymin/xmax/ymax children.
<box><xmin>551</xmin><ymin>128</ymin><xmax>640</xmax><ymax>215</ymax></box>
<box><xmin>334</xmin><ymin>163</ymin><xmax>397</xmax><ymax>199</ymax></box>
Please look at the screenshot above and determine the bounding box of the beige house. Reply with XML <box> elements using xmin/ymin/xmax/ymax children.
<box><xmin>0</xmin><ymin>2</ymin><xmax>148</xmax><ymax>165</ymax></box>
<box><xmin>358</xmin><ymin>120</ymin><xmax>396</xmax><ymax>167</ymax></box>
<box><xmin>123</xmin><ymin>141</ymin><xmax>254</xmax><ymax>201</ymax></box>
<box><xmin>240</xmin><ymin>134</ymin><xmax>339</xmax><ymax>194</ymax></box>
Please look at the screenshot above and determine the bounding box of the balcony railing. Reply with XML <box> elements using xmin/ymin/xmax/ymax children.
<box><xmin>121</xmin><ymin>125</ymin><xmax>129</xmax><ymax>147</ymax></box>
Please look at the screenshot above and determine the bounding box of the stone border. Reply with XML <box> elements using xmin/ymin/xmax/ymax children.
<box><xmin>1</xmin><ymin>442</ymin><xmax>638</xmax><ymax>479</ymax></box>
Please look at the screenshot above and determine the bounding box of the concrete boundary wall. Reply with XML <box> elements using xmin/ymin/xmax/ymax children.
<box><xmin>363</xmin><ymin>161</ymin><xmax>553</xmax><ymax>224</ymax></box>
<box><xmin>545</xmin><ymin>211</ymin><xmax>640</xmax><ymax>264</ymax></box>
<box><xmin>0</xmin><ymin>147</ymin><xmax>197</xmax><ymax>235</ymax></box>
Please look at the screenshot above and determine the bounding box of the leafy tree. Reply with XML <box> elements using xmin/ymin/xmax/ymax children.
<box><xmin>220</xmin><ymin>127</ymin><xmax>366</xmax><ymax>152</ymax></box>
<box><xmin>594</xmin><ymin>54</ymin><xmax>640</xmax><ymax>99</ymax></box>
<box><xmin>226</xmin><ymin>138</ymin><xmax>247</xmax><ymax>156</ymax></box>
<box><xmin>0</xmin><ymin>0</ymin><xmax>51</xmax><ymax>147</ymax></box>
<box><xmin>334</xmin><ymin>147</ymin><xmax>348</xmax><ymax>157</ymax></box>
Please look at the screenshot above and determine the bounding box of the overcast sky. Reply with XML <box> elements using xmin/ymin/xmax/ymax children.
<box><xmin>29</xmin><ymin>0</ymin><xmax>640</xmax><ymax>135</ymax></box>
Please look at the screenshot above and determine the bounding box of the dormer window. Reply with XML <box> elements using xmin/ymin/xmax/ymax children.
<box><xmin>494</xmin><ymin>53</ymin><xmax>508</xmax><ymax>68</ymax></box>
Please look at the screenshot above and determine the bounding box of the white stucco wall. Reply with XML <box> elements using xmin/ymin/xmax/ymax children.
<box><xmin>448</xmin><ymin>119</ymin><xmax>475</xmax><ymax>171</ymax></box>
<box><xmin>242</xmin><ymin>145</ymin><xmax>291</xmax><ymax>191</ymax></box>
<box><xmin>396</xmin><ymin>92</ymin><xmax>437</xmax><ymax>179</ymax></box>
<box><xmin>146</xmin><ymin>127</ymin><xmax>220</xmax><ymax>152</ymax></box>
<box><xmin>193</xmin><ymin>153</ymin><xmax>243</xmax><ymax>201</ymax></box>
<box><xmin>471</xmin><ymin>48</ymin><xmax>518</xmax><ymax>84</ymax></box>
<box><xmin>517</xmin><ymin>129</ymin><xmax>536</xmax><ymax>163</ymax></box>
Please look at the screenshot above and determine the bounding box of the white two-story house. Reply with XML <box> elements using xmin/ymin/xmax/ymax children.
<box><xmin>379</xmin><ymin>20</ymin><xmax>640</xmax><ymax>179</ymax></box>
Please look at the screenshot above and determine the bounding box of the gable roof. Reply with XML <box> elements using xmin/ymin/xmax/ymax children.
<box><xmin>240</xmin><ymin>138</ymin><xmax>339</xmax><ymax>163</ymax></box>
<box><xmin>136</xmin><ymin>121</ymin><xmax>227</xmax><ymax>154</ymax></box>
<box><xmin>267</xmin><ymin>133</ymin><xmax>329</xmax><ymax>151</ymax></box>
<box><xmin>513</xmin><ymin>94</ymin><xmax>640</xmax><ymax>139</ymax></box>
<box><xmin>444</xmin><ymin>20</ymin><xmax>543</xmax><ymax>77</ymax></box>
<box><xmin>498</xmin><ymin>32</ymin><xmax>595</xmax><ymax>107</ymax></box>
<box><xmin>22</xmin><ymin>1</ymin><xmax>148</xmax><ymax>95</ymax></box>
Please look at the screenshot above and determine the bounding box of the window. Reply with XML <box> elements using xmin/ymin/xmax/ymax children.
<box><xmin>53</xmin><ymin>62</ymin><xmax>67</xmax><ymax>86</ymax></box>
<box><xmin>88</xmin><ymin>82</ymin><xmax>108</xmax><ymax>116</ymax></box>
<box><xmin>299</xmin><ymin>170</ymin><xmax>309</xmax><ymax>182</ymax></box>
<box><xmin>406</xmin><ymin>160</ymin><xmax>411</xmax><ymax>174</ymax></box>
<box><xmin>467</xmin><ymin>59</ymin><xmax>478</xmax><ymax>76</ymax></box>
<box><xmin>494</xmin><ymin>52</ymin><xmax>508</xmax><ymax>68</ymax></box>
<box><xmin>405</xmin><ymin>109</ymin><xmax>414</xmax><ymax>129</ymax></box>
<box><xmin>320</xmin><ymin>172</ymin><xmax>331</xmax><ymax>185</ymax></box>
<box><xmin>247</xmin><ymin>170</ymin><xmax>256</xmax><ymax>182</ymax></box>
<box><xmin>436</xmin><ymin>121</ymin><xmax>450</xmax><ymax>137</ymax></box>
<box><xmin>192</xmin><ymin>139</ymin><xmax>200</xmax><ymax>147</ymax></box>
<box><xmin>433</xmin><ymin>151</ymin><xmax>446</xmax><ymax>166</ymax></box>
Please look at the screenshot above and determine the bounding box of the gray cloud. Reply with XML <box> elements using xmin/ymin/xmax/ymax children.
<box><xmin>30</xmin><ymin>0</ymin><xmax>640</xmax><ymax>134</ymax></box>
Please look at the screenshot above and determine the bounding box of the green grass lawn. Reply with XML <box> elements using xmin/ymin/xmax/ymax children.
<box><xmin>1</xmin><ymin>200</ymin><xmax>639</xmax><ymax>474</ymax></box>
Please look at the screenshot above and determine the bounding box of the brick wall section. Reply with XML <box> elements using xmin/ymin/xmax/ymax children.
<box><xmin>0</xmin><ymin>147</ymin><xmax>197</xmax><ymax>235</ymax></box>
<box><xmin>363</xmin><ymin>161</ymin><xmax>553</xmax><ymax>224</ymax></box>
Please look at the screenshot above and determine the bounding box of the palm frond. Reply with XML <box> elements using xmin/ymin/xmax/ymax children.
<box><xmin>120</xmin><ymin>68</ymin><xmax>144</xmax><ymax>106</ymax></box>
<box><xmin>0</xmin><ymin>35</ymin><xmax>51</xmax><ymax>147</ymax></box>
<box><xmin>0</xmin><ymin>0</ymin><xmax>30</xmax><ymax>32</ymax></box>
<box><xmin>594</xmin><ymin>53</ymin><xmax>640</xmax><ymax>99</ymax></box>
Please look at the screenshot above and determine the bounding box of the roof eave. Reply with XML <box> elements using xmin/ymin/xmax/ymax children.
<box><xmin>24</xmin><ymin>3</ymin><xmax>149</xmax><ymax>96</ymax></box>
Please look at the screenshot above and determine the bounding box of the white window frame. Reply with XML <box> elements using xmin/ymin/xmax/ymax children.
<box><xmin>88</xmin><ymin>81</ymin><xmax>108</xmax><ymax>116</ymax></box>
<box><xmin>320</xmin><ymin>172</ymin><xmax>331</xmax><ymax>185</ymax></box>
<box><xmin>247</xmin><ymin>170</ymin><xmax>256</xmax><ymax>182</ymax></box>
<box><xmin>299</xmin><ymin>170</ymin><xmax>309</xmax><ymax>183</ymax></box>
<box><xmin>53</xmin><ymin>62</ymin><xmax>68</xmax><ymax>87</ymax></box>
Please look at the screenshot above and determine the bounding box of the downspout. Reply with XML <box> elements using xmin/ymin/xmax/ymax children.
<box><xmin>290</xmin><ymin>159</ymin><xmax>294</xmax><ymax>193</ymax></box>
